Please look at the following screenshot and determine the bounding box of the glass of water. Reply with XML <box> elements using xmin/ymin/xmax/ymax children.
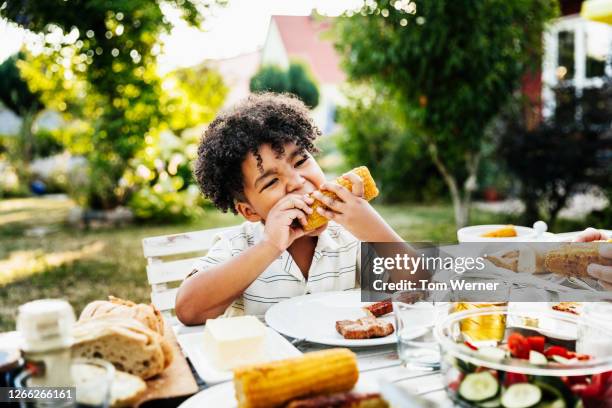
<box><xmin>393</xmin><ymin>290</ymin><xmax>450</xmax><ymax>370</ymax></box>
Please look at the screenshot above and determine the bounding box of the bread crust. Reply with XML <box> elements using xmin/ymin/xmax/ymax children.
<box><xmin>79</xmin><ymin>296</ymin><xmax>165</xmax><ymax>336</ymax></box>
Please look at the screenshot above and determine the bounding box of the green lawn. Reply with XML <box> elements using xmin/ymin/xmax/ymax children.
<box><xmin>0</xmin><ymin>195</ymin><xmax>569</xmax><ymax>331</ymax></box>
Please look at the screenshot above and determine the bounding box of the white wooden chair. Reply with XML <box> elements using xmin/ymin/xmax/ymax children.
<box><xmin>141</xmin><ymin>225</ymin><xmax>240</xmax><ymax>325</ymax></box>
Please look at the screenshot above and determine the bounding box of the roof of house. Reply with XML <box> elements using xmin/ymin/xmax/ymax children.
<box><xmin>272</xmin><ymin>15</ymin><xmax>345</xmax><ymax>85</ymax></box>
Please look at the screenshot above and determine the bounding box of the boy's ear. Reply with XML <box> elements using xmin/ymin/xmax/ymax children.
<box><xmin>235</xmin><ymin>201</ymin><xmax>262</xmax><ymax>222</ymax></box>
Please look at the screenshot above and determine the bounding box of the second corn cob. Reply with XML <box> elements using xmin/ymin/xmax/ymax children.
<box><xmin>233</xmin><ymin>348</ymin><xmax>359</xmax><ymax>408</ymax></box>
<box><xmin>304</xmin><ymin>166</ymin><xmax>379</xmax><ymax>231</ymax></box>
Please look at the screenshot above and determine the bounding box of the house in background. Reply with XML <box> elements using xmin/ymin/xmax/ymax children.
<box><xmin>541</xmin><ymin>0</ymin><xmax>611</xmax><ymax>122</ymax></box>
<box><xmin>207</xmin><ymin>50</ymin><xmax>261</xmax><ymax>108</ymax></box>
<box><xmin>261</xmin><ymin>15</ymin><xmax>346</xmax><ymax>135</ymax></box>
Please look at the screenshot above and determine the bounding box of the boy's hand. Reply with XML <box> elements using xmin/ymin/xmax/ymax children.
<box><xmin>311</xmin><ymin>172</ymin><xmax>389</xmax><ymax>241</ymax></box>
<box><xmin>263</xmin><ymin>194</ymin><xmax>314</xmax><ymax>252</ymax></box>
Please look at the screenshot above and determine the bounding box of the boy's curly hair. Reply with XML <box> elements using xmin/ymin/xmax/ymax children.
<box><xmin>194</xmin><ymin>93</ymin><xmax>321</xmax><ymax>214</ymax></box>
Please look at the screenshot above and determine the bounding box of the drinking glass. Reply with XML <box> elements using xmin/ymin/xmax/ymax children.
<box><xmin>393</xmin><ymin>290</ymin><xmax>450</xmax><ymax>370</ymax></box>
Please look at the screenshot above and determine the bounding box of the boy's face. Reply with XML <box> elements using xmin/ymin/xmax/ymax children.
<box><xmin>236</xmin><ymin>142</ymin><xmax>325</xmax><ymax>225</ymax></box>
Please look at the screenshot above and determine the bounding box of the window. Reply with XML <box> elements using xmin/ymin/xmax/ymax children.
<box><xmin>542</xmin><ymin>16</ymin><xmax>612</xmax><ymax>120</ymax></box>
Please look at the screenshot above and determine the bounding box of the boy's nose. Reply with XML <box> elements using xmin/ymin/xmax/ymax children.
<box><xmin>286</xmin><ymin>172</ymin><xmax>306</xmax><ymax>193</ymax></box>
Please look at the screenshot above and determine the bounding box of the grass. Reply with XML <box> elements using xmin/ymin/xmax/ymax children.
<box><xmin>0</xmin><ymin>195</ymin><xmax>584</xmax><ymax>331</ymax></box>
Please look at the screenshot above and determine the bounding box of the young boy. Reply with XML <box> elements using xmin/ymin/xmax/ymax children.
<box><xmin>175</xmin><ymin>93</ymin><xmax>405</xmax><ymax>325</ymax></box>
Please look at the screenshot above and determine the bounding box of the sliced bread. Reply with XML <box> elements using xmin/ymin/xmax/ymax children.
<box><xmin>72</xmin><ymin>317</ymin><xmax>173</xmax><ymax>379</ymax></box>
<box><xmin>73</xmin><ymin>362</ymin><xmax>147</xmax><ymax>407</ymax></box>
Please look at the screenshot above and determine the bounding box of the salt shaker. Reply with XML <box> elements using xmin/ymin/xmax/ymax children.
<box><xmin>16</xmin><ymin>299</ymin><xmax>76</xmax><ymax>388</ymax></box>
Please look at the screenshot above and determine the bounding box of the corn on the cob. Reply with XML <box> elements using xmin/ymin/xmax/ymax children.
<box><xmin>304</xmin><ymin>166</ymin><xmax>379</xmax><ymax>231</ymax></box>
<box><xmin>480</xmin><ymin>225</ymin><xmax>517</xmax><ymax>238</ymax></box>
<box><xmin>233</xmin><ymin>348</ymin><xmax>359</xmax><ymax>408</ymax></box>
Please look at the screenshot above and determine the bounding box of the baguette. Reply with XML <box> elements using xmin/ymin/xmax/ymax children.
<box><xmin>544</xmin><ymin>242</ymin><xmax>612</xmax><ymax>278</ymax></box>
<box><xmin>79</xmin><ymin>296</ymin><xmax>165</xmax><ymax>336</ymax></box>
<box><xmin>72</xmin><ymin>317</ymin><xmax>173</xmax><ymax>379</ymax></box>
<box><xmin>304</xmin><ymin>166</ymin><xmax>379</xmax><ymax>231</ymax></box>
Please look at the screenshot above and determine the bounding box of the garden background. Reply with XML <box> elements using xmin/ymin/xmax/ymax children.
<box><xmin>0</xmin><ymin>0</ymin><xmax>610</xmax><ymax>330</ymax></box>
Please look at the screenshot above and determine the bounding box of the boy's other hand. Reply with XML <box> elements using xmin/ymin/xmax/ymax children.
<box><xmin>262</xmin><ymin>193</ymin><xmax>313</xmax><ymax>252</ymax></box>
<box><xmin>312</xmin><ymin>172</ymin><xmax>387</xmax><ymax>241</ymax></box>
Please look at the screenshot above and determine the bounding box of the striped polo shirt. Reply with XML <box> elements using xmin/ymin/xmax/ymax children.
<box><xmin>189</xmin><ymin>221</ymin><xmax>360</xmax><ymax>317</ymax></box>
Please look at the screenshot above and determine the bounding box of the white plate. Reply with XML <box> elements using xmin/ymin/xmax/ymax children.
<box><xmin>265</xmin><ymin>291</ymin><xmax>396</xmax><ymax>347</ymax></box>
<box><xmin>178</xmin><ymin>376</ymin><xmax>378</xmax><ymax>408</ymax></box>
<box><xmin>178</xmin><ymin>327</ymin><xmax>302</xmax><ymax>385</ymax></box>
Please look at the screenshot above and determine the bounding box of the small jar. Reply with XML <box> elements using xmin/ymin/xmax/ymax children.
<box><xmin>17</xmin><ymin>299</ymin><xmax>76</xmax><ymax>388</ymax></box>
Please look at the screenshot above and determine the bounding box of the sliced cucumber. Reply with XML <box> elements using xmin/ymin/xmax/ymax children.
<box><xmin>535</xmin><ymin>399</ymin><xmax>566</xmax><ymax>408</ymax></box>
<box><xmin>532</xmin><ymin>381</ymin><xmax>563</xmax><ymax>402</ymax></box>
<box><xmin>459</xmin><ymin>372</ymin><xmax>500</xmax><ymax>402</ymax></box>
<box><xmin>478</xmin><ymin>347</ymin><xmax>507</xmax><ymax>362</ymax></box>
<box><xmin>529</xmin><ymin>350</ymin><xmax>548</xmax><ymax>365</ymax></box>
<box><xmin>478</xmin><ymin>396</ymin><xmax>502</xmax><ymax>408</ymax></box>
<box><xmin>502</xmin><ymin>383</ymin><xmax>542</xmax><ymax>408</ymax></box>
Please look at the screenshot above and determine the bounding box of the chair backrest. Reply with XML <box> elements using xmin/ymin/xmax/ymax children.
<box><xmin>142</xmin><ymin>225</ymin><xmax>240</xmax><ymax>320</ymax></box>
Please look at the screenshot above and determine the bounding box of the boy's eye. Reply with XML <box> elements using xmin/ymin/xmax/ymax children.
<box><xmin>295</xmin><ymin>157</ymin><xmax>308</xmax><ymax>167</ymax></box>
<box><xmin>261</xmin><ymin>178</ymin><xmax>278</xmax><ymax>191</ymax></box>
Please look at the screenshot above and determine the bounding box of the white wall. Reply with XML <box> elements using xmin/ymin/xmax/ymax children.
<box><xmin>260</xmin><ymin>19</ymin><xmax>290</xmax><ymax>69</ymax></box>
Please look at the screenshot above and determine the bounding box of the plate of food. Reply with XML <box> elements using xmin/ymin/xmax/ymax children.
<box><xmin>457</xmin><ymin>224</ymin><xmax>557</xmax><ymax>243</ymax></box>
<box><xmin>177</xmin><ymin>315</ymin><xmax>302</xmax><ymax>385</ymax></box>
<box><xmin>265</xmin><ymin>291</ymin><xmax>396</xmax><ymax>347</ymax></box>
<box><xmin>178</xmin><ymin>348</ymin><xmax>385</xmax><ymax>408</ymax></box>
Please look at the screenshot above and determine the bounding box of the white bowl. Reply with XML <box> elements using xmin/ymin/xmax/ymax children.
<box><xmin>457</xmin><ymin>225</ymin><xmax>555</xmax><ymax>243</ymax></box>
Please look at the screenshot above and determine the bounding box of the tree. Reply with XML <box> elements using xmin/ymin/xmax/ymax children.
<box><xmin>2</xmin><ymin>0</ymin><xmax>220</xmax><ymax>209</ymax></box>
<box><xmin>0</xmin><ymin>52</ymin><xmax>45</xmax><ymax>184</ymax></box>
<box><xmin>250</xmin><ymin>62</ymin><xmax>319</xmax><ymax>108</ymax></box>
<box><xmin>335</xmin><ymin>0</ymin><xmax>557</xmax><ymax>227</ymax></box>
<box><xmin>287</xmin><ymin>63</ymin><xmax>319</xmax><ymax>109</ymax></box>
<box><xmin>499</xmin><ymin>84</ymin><xmax>612</xmax><ymax>227</ymax></box>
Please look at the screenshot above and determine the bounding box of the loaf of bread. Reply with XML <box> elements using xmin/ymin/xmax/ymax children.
<box><xmin>544</xmin><ymin>242</ymin><xmax>612</xmax><ymax>278</ymax></box>
<box><xmin>73</xmin><ymin>362</ymin><xmax>147</xmax><ymax>407</ymax></box>
<box><xmin>72</xmin><ymin>317</ymin><xmax>173</xmax><ymax>379</ymax></box>
<box><xmin>79</xmin><ymin>296</ymin><xmax>165</xmax><ymax>336</ymax></box>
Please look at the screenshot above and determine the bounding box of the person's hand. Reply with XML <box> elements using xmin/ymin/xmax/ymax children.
<box><xmin>573</xmin><ymin>228</ymin><xmax>612</xmax><ymax>289</ymax></box>
<box><xmin>262</xmin><ymin>194</ymin><xmax>313</xmax><ymax>252</ymax></box>
<box><xmin>573</xmin><ymin>227</ymin><xmax>609</xmax><ymax>242</ymax></box>
<box><xmin>311</xmin><ymin>172</ymin><xmax>388</xmax><ymax>241</ymax></box>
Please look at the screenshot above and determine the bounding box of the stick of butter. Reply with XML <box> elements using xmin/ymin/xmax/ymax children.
<box><xmin>203</xmin><ymin>316</ymin><xmax>267</xmax><ymax>370</ymax></box>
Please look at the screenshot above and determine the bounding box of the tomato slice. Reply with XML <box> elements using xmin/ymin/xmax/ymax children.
<box><xmin>526</xmin><ymin>336</ymin><xmax>545</xmax><ymax>353</ymax></box>
<box><xmin>504</xmin><ymin>372</ymin><xmax>528</xmax><ymax>386</ymax></box>
<box><xmin>508</xmin><ymin>333</ymin><xmax>531</xmax><ymax>359</ymax></box>
<box><xmin>544</xmin><ymin>345</ymin><xmax>571</xmax><ymax>359</ymax></box>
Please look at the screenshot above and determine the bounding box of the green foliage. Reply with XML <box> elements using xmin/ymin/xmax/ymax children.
<box><xmin>334</xmin><ymin>0</ymin><xmax>557</xmax><ymax>225</ymax></box>
<box><xmin>0</xmin><ymin>52</ymin><xmax>42</xmax><ymax>116</ymax></box>
<box><xmin>250</xmin><ymin>62</ymin><xmax>319</xmax><ymax>108</ymax></box>
<box><xmin>2</xmin><ymin>0</ymin><xmax>221</xmax><ymax>210</ymax></box>
<box><xmin>250</xmin><ymin>65</ymin><xmax>290</xmax><ymax>94</ymax></box>
<box><xmin>337</xmin><ymin>85</ymin><xmax>445</xmax><ymax>203</ymax></box>
<box><xmin>287</xmin><ymin>63</ymin><xmax>319</xmax><ymax>108</ymax></box>
<box><xmin>498</xmin><ymin>84</ymin><xmax>612</xmax><ymax>227</ymax></box>
<box><xmin>122</xmin><ymin>127</ymin><xmax>205</xmax><ymax>222</ymax></box>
